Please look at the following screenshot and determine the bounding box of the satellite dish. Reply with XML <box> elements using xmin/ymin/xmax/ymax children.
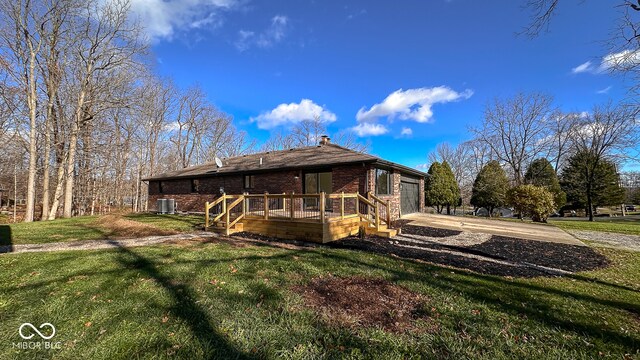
<box><xmin>214</xmin><ymin>157</ymin><xmax>223</xmax><ymax>168</ymax></box>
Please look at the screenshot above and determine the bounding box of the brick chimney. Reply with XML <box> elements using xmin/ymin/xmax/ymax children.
<box><xmin>319</xmin><ymin>135</ymin><xmax>331</xmax><ymax>145</ymax></box>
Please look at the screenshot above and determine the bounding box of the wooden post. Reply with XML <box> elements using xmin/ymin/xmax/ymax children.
<box><xmin>264</xmin><ymin>193</ymin><xmax>269</xmax><ymax>220</ymax></box>
<box><xmin>290</xmin><ymin>192</ymin><xmax>294</xmax><ymax>220</ymax></box>
<box><xmin>355</xmin><ymin>192</ymin><xmax>360</xmax><ymax>216</ymax></box>
<box><xmin>225</xmin><ymin>209</ymin><xmax>230</xmax><ymax>236</ymax></box>
<box><xmin>241</xmin><ymin>196</ymin><xmax>246</xmax><ymax>218</ymax></box>
<box><xmin>375</xmin><ymin>202</ymin><xmax>380</xmax><ymax>229</ymax></box>
<box><xmin>320</xmin><ymin>192</ymin><xmax>326</xmax><ymax>223</ymax></box>
<box><xmin>340</xmin><ymin>192</ymin><xmax>345</xmax><ymax>219</ymax></box>
<box><xmin>386</xmin><ymin>200</ymin><xmax>391</xmax><ymax>225</ymax></box>
<box><xmin>205</xmin><ymin>201</ymin><xmax>209</xmax><ymax>230</ymax></box>
<box><xmin>222</xmin><ymin>193</ymin><xmax>226</xmax><ymax>215</ymax></box>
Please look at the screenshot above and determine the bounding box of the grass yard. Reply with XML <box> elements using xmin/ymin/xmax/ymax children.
<box><xmin>0</xmin><ymin>239</ymin><xmax>638</xmax><ymax>359</ymax></box>
<box><xmin>1</xmin><ymin>213</ymin><xmax>205</xmax><ymax>245</ymax></box>
<box><xmin>464</xmin><ymin>214</ymin><xmax>640</xmax><ymax>236</ymax></box>
<box><xmin>550</xmin><ymin>217</ymin><xmax>640</xmax><ymax>236</ymax></box>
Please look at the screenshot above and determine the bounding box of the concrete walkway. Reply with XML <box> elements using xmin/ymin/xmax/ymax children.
<box><xmin>567</xmin><ymin>230</ymin><xmax>640</xmax><ymax>251</ymax></box>
<box><xmin>0</xmin><ymin>232</ymin><xmax>219</xmax><ymax>255</ymax></box>
<box><xmin>402</xmin><ymin>213</ymin><xmax>585</xmax><ymax>246</ymax></box>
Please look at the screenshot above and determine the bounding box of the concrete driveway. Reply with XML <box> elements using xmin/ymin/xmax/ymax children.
<box><xmin>402</xmin><ymin>213</ymin><xmax>585</xmax><ymax>246</ymax></box>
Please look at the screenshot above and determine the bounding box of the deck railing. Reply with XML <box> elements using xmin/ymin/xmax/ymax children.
<box><xmin>205</xmin><ymin>191</ymin><xmax>391</xmax><ymax>234</ymax></box>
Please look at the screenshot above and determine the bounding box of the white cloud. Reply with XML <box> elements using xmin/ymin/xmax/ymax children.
<box><xmin>130</xmin><ymin>0</ymin><xmax>239</xmax><ymax>42</ymax></box>
<box><xmin>164</xmin><ymin>121</ymin><xmax>181</xmax><ymax>132</ymax></box>
<box><xmin>572</xmin><ymin>49</ymin><xmax>640</xmax><ymax>75</ymax></box>
<box><xmin>601</xmin><ymin>49</ymin><xmax>640</xmax><ymax>71</ymax></box>
<box><xmin>400</xmin><ymin>127</ymin><xmax>413</xmax><ymax>136</ymax></box>
<box><xmin>251</xmin><ymin>99</ymin><xmax>336</xmax><ymax>129</ymax></box>
<box><xmin>571</xmin><ymin>61</ymin><xmax>593</xmax><ymax>74</ymax></box>
<box><xmin>596</xmin><ymin>86</ymin><xmax>612</xmax><ymax>94</ymax></box>
<box><xmin>356</xmin><ymin>86</ymin><xmax>473</xmax><ymax>123</ymax></box>
<box><xmin>235</xmin><ymin>15</ymin><xmax>289</xmax><ymax>51</ymax></box>
<box><xmin>415</xmin><ymin>163</ymin><xmax>429</xmax><ymax>170</ymax></box>
<box><xmin>351</xmin><ymin>123</ymin><xmax>389</xmax><ymax>137</ymax></box>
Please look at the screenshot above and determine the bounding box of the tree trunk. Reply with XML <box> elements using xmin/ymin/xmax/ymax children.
<box><xmin>23</xmin><ymin>51</ymin><xmax>38</xmax><ymax>222</ymax></box>
<box><xmin>586</xmin><ymin>185</ymin><xmax>594</xmax><ymax>222</ymax></box>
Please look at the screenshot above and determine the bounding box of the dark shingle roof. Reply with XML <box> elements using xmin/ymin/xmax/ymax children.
<box><xmin>143</xmin><ymin>143</ymin><xmax>425</xmax><ymax>181</ymax></box>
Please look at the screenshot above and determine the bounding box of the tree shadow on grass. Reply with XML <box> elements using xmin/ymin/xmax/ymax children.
<box><xmin>0</xmin><ymin>225</ymin><xmax>12</xmax><ymax>251</ymax></box>
<box><xmin>113</xmin><ymin>244</ymin><xmax>254</xmax><ymax>359</ymax></box>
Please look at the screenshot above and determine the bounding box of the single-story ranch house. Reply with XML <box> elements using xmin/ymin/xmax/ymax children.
<box><xmin>145</xmin><ymin>137</ymin><xmax>426</xmax><ymax>220</ymax></box>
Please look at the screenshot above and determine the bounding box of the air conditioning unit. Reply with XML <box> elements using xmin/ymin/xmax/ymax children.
<box><xmin>157</xmin><ymin>199</ymin><xmax>168</xmax><ymax>214</ymax></box>
<box><xmin>167</xmin><ymin>199</ymin><xmax>176</xmax><ymax>214</ymax></box>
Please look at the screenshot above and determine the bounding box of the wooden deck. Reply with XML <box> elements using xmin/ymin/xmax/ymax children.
<box><xmin>204</xmin><ymin>192</ymin><xmax>398</xmax><ymax>242</ymax></box>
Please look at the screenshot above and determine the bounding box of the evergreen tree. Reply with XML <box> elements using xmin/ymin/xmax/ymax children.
<box><xmin>441</xmin><ymin>161</ymin><xmax>461</xmax><ymax>215</ymax></box>
<box><xmin>425</xmin><ymin>162</ymin><xmax>459</xmax><ymax>214</ymax></box>
<box><xmin>471</xmin><ymin>160</ymin><xmax>509</xmax><ymax>217</ymax></box>
<box><xmin>524</xmin><ymin>158</ymin><xmax>566</xmax><ymax>209</ymax></box>
<box><xmin>560</xmin><ymin>150</ymin><xmax>626</xmax><ymax>221</ymax></box>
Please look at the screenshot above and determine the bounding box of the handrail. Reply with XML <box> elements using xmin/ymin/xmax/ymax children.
<box><xmin>225</xmin><ymin>196</ymin><xmax>245</xmax><ymax>235</ymax></box>
<box><xmin>367</xmin><ymin>192</ymin><xmax>391</xmax><ymax>226</ymax></box>
<box><xmin>205</xmin><ymin>194</ymin><xmax>227</xmax><ymax>229</ymax></box>
<box><xmin>357</xmin><ymin>194</ymin><xmax>375</xmax><ymax>207</ymax></box>
<box><xmin>205</xmin><ymin>191</ymin><xmax>393</xmax><ymax>233</ymax></box>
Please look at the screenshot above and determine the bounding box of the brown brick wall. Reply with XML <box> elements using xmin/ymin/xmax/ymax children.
<box><xmin>147</xmin><ymin>165</ymin><xmax>423</xmax><ymax>217</ymax></box>
<box><xmin>148</xmin><ymin>170</ymin><xmax>305</xmax><ymax>212</ymax></box>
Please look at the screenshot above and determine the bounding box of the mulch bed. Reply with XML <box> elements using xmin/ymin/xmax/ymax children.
<box><xmin>469</xmin><ymin>236</ymin><xmax>610</xmax><ymax>272</ymax></box>
<box><xmin>293</xmin><ymin>276</ymin><xmax>431</xmax><ymax>333</ymax></box>
<box><xmin>400</xmin><ymin>225</ymin><xmax>462</xmax><ymax>238</ymax></box>
<box><xmin>332</xmin><ymin>236</ymin><xmax>550</xmax><ymax>278</ymax></box>
<box><xmin>231</xmin><ymin>230</ymin><xmax>611</xmax><ymax>278</ymax></box>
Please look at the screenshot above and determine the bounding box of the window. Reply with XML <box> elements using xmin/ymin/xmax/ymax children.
<box><xmin>375</xmin><ymin>169</ymin><xmax>391</xmax><ymax>195</ymax></box>
<box><xmin>190</xmin><ymin>179</ymin><xmax>199</xmax><ymax>193</ymax></box>
<box><xmin>158</xmin><ymin>181</ymin><xmax>164</xmax><ymax>194</ymax></box>
<box><xmin>304</xmin><ymin>171</ymin><xmax>332</xmax><ymax>209</ymax></box>
<box><xmin>244</xmin><ymin>175</ymin><xmax>255</xmax><ymax>189</ymax></box>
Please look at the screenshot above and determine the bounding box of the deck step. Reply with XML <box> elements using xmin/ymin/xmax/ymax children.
<box><xmin>207</xmin><ymin>221</ymin><xmax>244</xmax><ymax>234</ymax></box>
<box><xmin>363</xmin><ymin>224</ymin><xmax>398</xmax><ymax>238</ymax></box>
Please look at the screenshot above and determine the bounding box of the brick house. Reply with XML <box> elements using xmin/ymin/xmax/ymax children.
<box><xmin>144</xmin><ymin>137</ymin><xmax>425</xmax><ymax>221</ymax></box>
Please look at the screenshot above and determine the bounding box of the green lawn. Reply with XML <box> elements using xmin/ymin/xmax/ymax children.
<box><xmin>122</xmin><ymin>213</ymin><xmax>204</xmax><ymax>232</ymax></box>
<box><xmin>550</xmin><ymin>218</ymin><xmax>640</xmax><ymax>236</ymax></box>
<box><xmin>0</xmin><ymin>240</ymin><xmax>638</xmax><ymax>359</ymax></box>
<box><xmin>1</xmin><ymin>214</ymin><xmax>205</xmax><ymax>245</ymax></box>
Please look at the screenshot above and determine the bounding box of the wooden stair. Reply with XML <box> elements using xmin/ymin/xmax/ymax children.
<box><xmin>208</xmin><ymin>221</ymin><xmax>244</xmax><ymax>235</ymax></box>
<box><xmin>360</xmin><ymin>221</ymin><xmax>399</xmax><ymax>238</ymax></box>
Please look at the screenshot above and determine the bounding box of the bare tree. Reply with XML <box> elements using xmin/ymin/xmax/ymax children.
<box><xmin>472</xmin><ymin>92</ymin><xmax>555</xmax><ymax>185</ymax></box>
<box><xmin>542</xmin><ymin>111</ymin><xmax>579</xmax><ymax>172</ymax></box>
<box><xmin>0</xmin><ymin>0</ymin><xmax>49</xmax><ymax>222</ymax></box>
<box><xmin>61</xmin><ymin>0</ymin><xmax>145</xmax><ymax>217</ymax></box>
<box><xmin>525</xmin><ymin>1</ymin><xmax>640</xmax><ymax>97</ymax></box>
<box><xmin>428</xmin><ymin>142</ymin><xmax>476</xmax><ymax>205</ymax></box>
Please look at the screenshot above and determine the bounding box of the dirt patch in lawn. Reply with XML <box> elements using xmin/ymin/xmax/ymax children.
<box><xmin>294</xmin><ymin>276</ymin><xmax>431</xmax><ymax>333</ymax></box>
<box><xmin>95</xmin><ymin>215</ymin><xmax>177</xmax><ymax>238</ymax></box>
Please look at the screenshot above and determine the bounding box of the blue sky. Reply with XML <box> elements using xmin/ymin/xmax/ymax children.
<box><xmin>139</xmin><ymin>0</ymin><xmax>627</xmax><ymax>169</ymax></box>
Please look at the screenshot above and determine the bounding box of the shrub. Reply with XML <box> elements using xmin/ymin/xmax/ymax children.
<box><xmin>507</xmin><ymin>184</ymin><xmax>555</xmax><ymax>223</ymax></box>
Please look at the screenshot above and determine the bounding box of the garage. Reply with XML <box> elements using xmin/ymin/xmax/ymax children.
<box><xmin>400</xmin><ymin>176</ymin><xmax>420</xmax><ymax>216</ymax></box>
